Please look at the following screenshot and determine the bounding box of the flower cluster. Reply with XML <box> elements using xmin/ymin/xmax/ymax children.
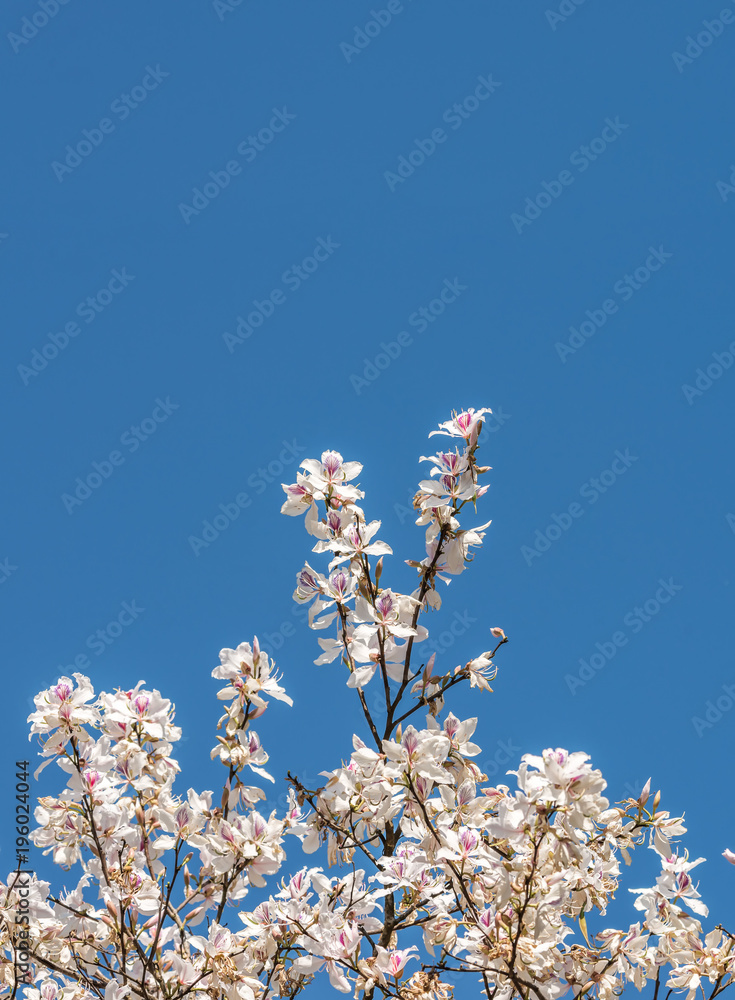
<box><xmin>5</xmin><ymin>659</ymin><xmax>307</xmax><ymax>1000</ymax></box>
<box><xmin>4</xmin><ymin>409</ymin><xmax>733</xmax><ymax>1000</ymax></box>
<box><xmin>211</xmin><ymin>637</ymin><xmax>293</xmax><ymax>791</ymax></box>
<box><xmin>281</xmin><ymin>407</ymin><xmax>495</xmax><ymax>709</ymax></box>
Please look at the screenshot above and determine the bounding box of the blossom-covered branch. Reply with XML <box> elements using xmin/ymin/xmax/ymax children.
<box><xmin>2</xmin><ymin>408</ymin><xmax>733</xmax><ymax>1000</ymax></box>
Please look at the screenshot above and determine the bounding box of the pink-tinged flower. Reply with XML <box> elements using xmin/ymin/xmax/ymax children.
<box><xmin>100</xmin><ymin>682</ymin><xmax>179</xmax><ymax>742</ymax></box>
<box><xmin>375</xmin><ymin>945</ymin><xmax>419</xmax><ymax>980</ymax></box>
<box><xmin>293</xmin><ymin>562</ymin><xmax>327</xmax><ymax>603</ymax></box>
<box><xmin>418</xmin><ymin>471</ymin><xmax>484</xmax><ymax>507</ymax></box>
<box><xmin>189</xmin><ymin>921</ymin><xmax>236</xmax><ymax>961</ymax></box>
<box><xmin>300</xmin><ymin>450</ymin><xmax>362</xmax><ymax>486</ymax></box>
<box><xmin>24</xmin><ymin>980</ymin><xmax>61</xmax><ymax>1000</ymax></box>
<box><xmin>457</xmin><ymin>826</ymin><xmax>479</xmax><ymax>856</ymax></box>
<box><xmin>308</xmin><ymin>507</ymin><xmax>353</xmax><ymax>547</ymax></box>
<box><xmin>459</xmin><ymin>652</ymin><xmax>497</xmax><ymax>691</ymax></box>
<box><xmin>383</xmin><ymin>725</ymin><xmax>452</xmax><ymax>784</ymax></box>
<box><xmin>419</xmin><ymin>447</ymin><xmax>471</xmax><ymax>478</ymax></box>
<box><xmin>132</xmin><ymin>694</ymin><xmax>150</xmax><ymax>716</ymax></box>
<box><xmin>28</xmin><ymin>673</ymin><xmax>98</xmax><ymax>738</ymax></box>
<box><xmin>210</xmin><ymin>726</ymin><xmax>274</xmax><ymax>782</ymax></box>
<box><xmin>636</xmin><ymin>777</ymin><xmax>651</xmax><ymax>806</ymax></box>
<box><xmin>490</xmin><ymin>627</ymin><xmax>506</xmax><ymax>639</ymax></box>
<box><xmin>429</xmin><ymin>712</ymin><xmax>481</xmax><ymax>757</ymax></box>
<box><xmin>371</xmin><ymin>590</ymin><xmax>408</xmax><ymax>634</ymax></box>
<box><xmin>154</xmin><ymin>793</ymin><xmax>208</xmax><ymax>850</ymax></box>
<box><xmin>723</xmin><ymin>848</ymin><xmax>735</xmax><ymax>865</ymax></box>
<box><xmin>280</xmin><ymin>474</ymin><xmax>320</xmax><ymax>516</ymax></box>
<box><xmin>353</xmin><ymin>590</ymin><xmax>418</xmax><ymax>640</ymax></box>
<box><xmin>83</xmin><ymin>769</ymin><xmax>103</xmax><ymax>792</ymax></box>
<box><xmin>213</xmin><ymin>639</ymin><xmax>292</xmax><ymax>711</ymax></box>
<box><xmin>631</xmin><ymin>853</ymin><xmax>709</xmax><ymax>918</ymax></box>
<box><xmin>281</xmin><ymin>868</ymin><xmax>311</xmax><ymax>900</ymax></box>
<box><xmin>325</xmin><ymin>569</ymin><xmax>356</xmax><ymax>605</ymax></box>
<box><xmin>27</xmin><ymin>674</ymin><xmax>101</xmax><ymax>770</ymax></box>
<box><xmin>323</xmin><ymin>451</ymin><xmax>346</xmax><ymax>479</ymax></box>
<box><xmin>324</xmin><ymin>518</ymin><xmax>392</xmax><ymax>565</ymax></box>
<box><xmin>437</xmin><ymin>823</ymin><xmax>486</xmax><ymax>864</ymax></box>
<box><xmin>429</xmin><ymin>407</ymin><xmax>492</xmax><ymax>442</ymax></box>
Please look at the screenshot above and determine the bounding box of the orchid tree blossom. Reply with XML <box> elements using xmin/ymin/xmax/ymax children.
<box><xmin>2</xmin><ymin>408</ymin><xmax>734</xmax><ymax>1000</ymax></box>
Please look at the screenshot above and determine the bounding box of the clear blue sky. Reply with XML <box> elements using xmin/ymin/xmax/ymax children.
<box><xmin>2</xmin><ymin>0</ymin><xmax>735</xmax><ymax>990</ymax></box>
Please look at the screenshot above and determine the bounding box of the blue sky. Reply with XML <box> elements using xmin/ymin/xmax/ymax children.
<box><xmin>2</xmin><ymin>0</ymin><xmax>735</xmax><ymax>992</ymax></box>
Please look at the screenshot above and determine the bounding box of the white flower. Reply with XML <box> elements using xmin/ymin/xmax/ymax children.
<box><xmin>213</xmin><ymin>638</ymin><xmax>293</xmax><ymax>711</ymax></box>
<box><xmin>428</xmin><ymin>407</ymin><xmax>492</xmax><ymax>441</ymax></box>
<box><xmin>27</xmin><ymin>674</ymin><xmax>99</xmax><ymax>763</ymax></box>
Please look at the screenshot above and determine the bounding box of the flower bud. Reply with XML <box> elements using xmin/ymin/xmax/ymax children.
<box><xmin>490</xmin><ymin>627</ymin><xmax>506</xmax><ymax>639</ymax></box>
<box><xmin>423</xmin><ymin>654</ymin><xmax>436</xmax><ymax>684</ymax></box>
